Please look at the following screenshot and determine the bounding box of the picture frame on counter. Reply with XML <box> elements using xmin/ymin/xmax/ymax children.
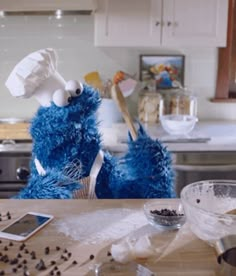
<box><xmin>140</xmin><ymin>54</ymin><xmax>185</xmax><ymax>90</ymax></box>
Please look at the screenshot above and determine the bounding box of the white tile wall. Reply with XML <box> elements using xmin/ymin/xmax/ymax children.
<box><xmin>0</xmin><ymin>14</ymin><xmax>236</xmax><ymax>120</ymax></box>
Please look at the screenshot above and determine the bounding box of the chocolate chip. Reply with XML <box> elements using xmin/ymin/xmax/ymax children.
<box><xmin>67</xmin><ymin>252</ymin><xmax>72</xmax><ymax>258</ymax></box>
<box><xmin>35</xmin><ymin>259</ymin><xmax>47</xmax><ymax>271</ymax></box>
<box><xmin>45</xmin><ymin>247</ymin><xmax>50</xmax><ymax>255</ymax></box>
<box><xmin>17</xmin><ymin>253</ymin><xmax>22</xmax><ymax>258</ymax></box>
<box><xmin>17</xmin><ymin>264</ymin><xmax>22</xmax><ymax>268</ymax></box>
<box><xmin>72</xmin><ymin>260</ymin><xmax>77</xmax><ymax>265</ymax></box>
<box><xmin>50</xmin><ymin>270</ymin><xmax>54</xmax><ymax>275</ymax></box>
<box><xmin>0</xmin><ymin>271</ymin><xmax>4</xmax><ymax>275</ymax></box>
<box><xmin>56</xmin><ymin>246</ymin><xmax>60</xmax><ymax>251</ymax></box>
<box><xmin>12</xmin><ymin>268</ymin><xmax>17</xmax><ymax>273</ymax></box>
<box><xmin>10</xmin><ymin>258</ymin><xmax>18</xmax><ymax>265</ymax></box>
<box><xmin>63</xmin><ymin>249</ymin><xmax>68</xmax><ymax>253</ymax></box>
<box><xmin>24</xmin><ymin>249</ymin><xmax>29</xmax><ymax>254</ymax></box>
<box><xmin>89</xmin><ymin>254</ymin><xmax>94</xmax><ymax>260</ymax></box>
<box><xmin>56</xmin><ymin>271</ymin><xmax>61</xmax><ymax>275</ymax></box>
<box><xmin>107</xmin><ymin>251</ymin><xmax>111</xmax><ymax>256</ymax></box>
<box><xmin>196</xmin><ymin>199</ymin><xmax>200</xmax><ymax>204</ymax></box>
<box><xmin>3</xmin><ymin>246</ymin><xmax>8</xmax><ymax>251</ymax></box>
<box><xmin>9</xmin><ymin>242</ymin><xmax>13</xmax><ymax>247</ymax></box>
<box><xmin>54</xmin><ymin>266</ymin><xmax>58</xmax><ymax>270</ymax></box>
<box><xmin>50</xmin><ymin>260</ymin><xmax>56</xmax><ymax>265</ymax></box>
<box><xmin>22</xmin><ymin>259</ymin><xmax>27</xmax><ymax>264</ymax></box>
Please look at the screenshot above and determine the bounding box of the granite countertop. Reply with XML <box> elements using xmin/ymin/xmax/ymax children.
<box><xmin>101</xmin><ymin>120</ymin><xmax>236</xmax><ymax>153</ymax></box>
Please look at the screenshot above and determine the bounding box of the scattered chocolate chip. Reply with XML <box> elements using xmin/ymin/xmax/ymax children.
<box><xmin>12</xmin><ymin>268</ymin><xmax>17</xmax><ymax>273</ymax></box>
<box><xmin>10</xmin><ymin>258</ymin><xmax>18</xmax><ymax>265</ymax></box>
<box><xmin>56</xmin><ymin>246</ymin><xmax>61</xmax><ymax>251</ymax></box>
<box><xmin>3</xmin><ymin>246</ymin><xmax>8</xmax><ymax>251</ymax></box>
<box><xmin>7</xmin><ymin>215</ymin><xmax>11</xmax><ymax>220</ymax></box>
<box><xmin>24</xmin><ymin>249</ymin><xmax>29</xmax><ymax>254</ymax></box>
<box><xmin>196</xmin><ymin>199</ymin><xmax>201</xmax><ymax>204</ymax></box>
<box><xmin>67</xmin><ymin>252</ymin><xmax>72</xmax><ymax>258</ymax></box>
<box><xmin>89</xmin><ymin>254</ymin><xmax>94</xmax><ymax>260</ymax></box>
<box><xmin>6</xmin><ymin>212</ymin><xmax>11</xmax><ymax>217</ymax></box>
<box><xmin>35</xmin><ymin>259</ymin><xmax>47</xmax><ymax>271</ymax></box>
<box><xmin>17</xmin><ymin>253</ymin><xmax>22</xmax><ymax>258</ymax></box>
<box><xmin>17</xmin><ymin>264</ymin><xmax>22</xmax><ymax>268</ymax></box>
<box><xmin>9</xmin><ymin>242</ymin><xmax>13</xmax><ymax>247</ymax></box>
<box><xmin>0</xmin><ymin>240</ymin><xmax>2</xmax><ymax>243</ymax></box>
<box><xmin>50</xmin><ymin>270</ymin><xmax>54</xmax><ymax>275</ymax></box>
<box><xmin>22</xmin><ymin>259</ymin><xmax>27</xmax><ymax>264</ymax></box>
<box><xmin>72</xmin><ymin>260</ymin><xmax>77</xmax><ymax>265</ymax></box>
<box><xmin>63</xmin><ymin>249</ymin><xmax>68</xmax><ymax>253</ymax></box>
<box><xmin>54</xmin><ymin>266</ymin><xmax>58</xmax><ymax>270</ymax></box>
<box><xmin>56</xmin><ymin>271</ymin><xmax>61</xmax><ymax>275</ymax></box>
<box><xmin>50</xmin><ymin>260</ymin><xmax>56</xmax><ymax>265</ymax></box>
<box><xmin>0</xmin><ymin>218</ymin><xmax>2</xmax><ymax>221</ymax></box>
<box><xmin>0</xmin><ymin>253</ymin><xmax>2</xmax><ymax>256</ymax></box>
<box><xmin>19</xmin><ymin>244</ymin><xmax>26</xmax><ymax>251</ymax></box>
<box><xmin>45</xmin><ymin>246</ymin><xmax>50</xmax><ymax>255</ymax></box>
<box><xmin>0</xmin><ymin>271</ymin><xmax>4</xmax><ymax>275</ymax></box>
<box><xmin>107</xmin><ymin>251</ymin><xmax>111</xmax><ymax>256</ymax></box>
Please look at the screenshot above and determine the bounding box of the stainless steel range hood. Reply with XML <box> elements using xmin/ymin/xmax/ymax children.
<box><xmin>0</xmin><ymin>0</ymin><xmax>97</xmax><ymax>15</ymax></box>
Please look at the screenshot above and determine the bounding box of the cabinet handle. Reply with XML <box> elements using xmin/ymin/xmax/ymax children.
<box><xmin>155</xmin><ymin>21</ymin><xmax>160</xmax><ymax>26</ymax></box>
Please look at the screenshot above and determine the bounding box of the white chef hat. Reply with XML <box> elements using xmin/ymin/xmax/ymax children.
<box><xmin>5</xmin><ymin>48</ymin><xmax>66</xmax><ymax>107</ymax></box>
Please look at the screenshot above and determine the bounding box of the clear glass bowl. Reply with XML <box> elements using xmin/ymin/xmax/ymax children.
<box><xmin>159</xmin><ymin>88</ymin><xmax>198</xmax><ymax>136</ymax></box>
<box><xmin>143</xmin><ymin>201</ymin><xmax>185</xmax><ymax>230</ymax></box>
<box><xmin>180</xmin><ymin>180</ymin><xmax>236</xmax><ymax>245</ymax></box>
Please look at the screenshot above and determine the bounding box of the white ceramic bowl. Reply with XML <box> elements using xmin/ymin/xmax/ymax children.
<box><xmin>181</xmin><ymin>180</ymin><xmax>236</xmax><ymax>245</ymax></box>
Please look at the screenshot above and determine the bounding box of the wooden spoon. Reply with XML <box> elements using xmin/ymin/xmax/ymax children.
<box><xmin>111</xmin><ymin>84</ymin><xmax>137</xmax><ymax>140</ymax></box>
<box><xmin>225</xmin><ymin>209</ymin><xmax>236</xmax><ymax>215</ymax></box>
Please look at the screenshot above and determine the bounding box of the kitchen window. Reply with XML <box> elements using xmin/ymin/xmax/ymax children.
<box><xmin>213</xmin><ymin>0</ymin><xmax>236</xmax><ymax>101</ymax></box>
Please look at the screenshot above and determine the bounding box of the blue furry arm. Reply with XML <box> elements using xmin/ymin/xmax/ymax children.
<box><xmin>14</xmin><ymin>171</ymin><xmax>81</xmax><ymax>199</ymax></box>
<box><xmin>109</xmin><ymin>125</ymin><xmax>175</xmax><ymax>199</ymax></box>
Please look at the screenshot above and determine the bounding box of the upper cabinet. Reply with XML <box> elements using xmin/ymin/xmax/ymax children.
<box><xmin>94</xmin><ymin>0</ymin><xmax>229</xmax><ymax>47</ymax></box>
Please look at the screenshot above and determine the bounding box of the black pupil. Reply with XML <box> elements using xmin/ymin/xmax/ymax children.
<box><xmin>68</xmin><ymin>97</ymin><xmax>72</xmax><ymax>103</ymax></box>
<box><xmin>76</xmin><ymin>88</ymin><xmax>81</xmax><ymax>95</ymax></box>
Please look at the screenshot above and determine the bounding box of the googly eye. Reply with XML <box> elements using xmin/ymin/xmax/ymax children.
<box><xmin>65</xmin><ymin>80</ymin><xmax>83</xmax><ymax>97</ymax></box>
<box><xmin>52</xmin><ymin>89</ymin><xmax>71</xmax><ymax>107</ymax></box>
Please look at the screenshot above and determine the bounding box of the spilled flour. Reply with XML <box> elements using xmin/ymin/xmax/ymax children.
<box><xmin>55</xmin><ymin>208</ymin><xmax>147</xmax><ymax>244</ymax></box>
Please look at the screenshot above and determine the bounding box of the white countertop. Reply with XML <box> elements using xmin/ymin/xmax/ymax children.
<box><xmin>101</xmin><ymin>120</ymin><xmax>236</xmax><ymax>153</ymax></box>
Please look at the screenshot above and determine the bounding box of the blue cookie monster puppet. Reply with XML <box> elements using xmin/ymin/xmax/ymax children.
<box><xmin>5</xmin><ymin>49</ymin><xmax>175</xmax><ymax>199</ymax></box>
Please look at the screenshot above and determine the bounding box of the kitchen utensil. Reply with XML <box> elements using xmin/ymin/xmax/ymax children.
<box><xmin>143</xmin><ymin>200</ymin><xmax>185</xmax><ymax>230</ymax></box>
<box><xmin>180</xmin><ymin>180</ymin><xmax>236</xmax><ymax>245</ymax></box>
<box><xmin>111</xmin><ymin>84</ymin><xmax>137</xmax><ymax>140</ymax></box>
<box><xmin>214</xmin><ymin>235</ymin><xmax>236</xmax><ymax>267</ymax></box>
<box><xmin>84</xmin><ymin>71</ymin><xmax>104</xmax><ymax>93</ymax></box>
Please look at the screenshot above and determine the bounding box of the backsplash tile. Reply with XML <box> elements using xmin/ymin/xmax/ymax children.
<box><xmin>0</xmin><ymin>15</ymin><xmax>235</xmax><ymax>120</ymax></box>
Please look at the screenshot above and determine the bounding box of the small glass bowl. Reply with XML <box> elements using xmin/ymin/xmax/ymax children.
<box><xmin>143</xmin><ymin>201</ymin><xmax>185</xmax><ymax>230</ymax></box>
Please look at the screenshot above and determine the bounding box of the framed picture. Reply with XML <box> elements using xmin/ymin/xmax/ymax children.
<box><xmin>140</xmin><ymin>54</ymin><xmax>185</xmax><ymax>89</ymax></box>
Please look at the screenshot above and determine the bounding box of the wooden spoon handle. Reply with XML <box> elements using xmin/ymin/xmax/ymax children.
<box><xmin>111</xmin><ymin>84</ymin><xmax>137</xmax><ymax>140</ymax></box>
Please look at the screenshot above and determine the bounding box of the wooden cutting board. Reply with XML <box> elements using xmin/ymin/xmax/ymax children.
<box><xmin>0</xmin><ymin>123</ymin><xmax>31</xmax><ymax>140</ymax></box>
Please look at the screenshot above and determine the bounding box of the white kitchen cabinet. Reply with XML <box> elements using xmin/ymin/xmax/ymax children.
<box><xmin>94</xmin><ymin>0</ymin><xmax>228</xmax><ymax>47</ymax></box>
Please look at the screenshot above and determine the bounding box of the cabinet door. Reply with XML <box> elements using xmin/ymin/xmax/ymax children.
<box><xmin>94</xmin><ymin>0</ymin><xmax>162</xmax><ymax>47</ymax></box>
<box><xmin>162</xmin><ymin>0</ymin><xmax>228</xmax><ymax>47</ymax></box>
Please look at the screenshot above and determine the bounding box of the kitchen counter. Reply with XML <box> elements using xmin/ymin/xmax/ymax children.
<box><xmin>1</xmin><ymin>120</ymin><xmax>236</xmax><ymax>153</ymax></box>
<box><xmin>0</xmin><ymin>199</ymin><xmax>220</xmax><ymax>275</ymax></box>
<box><xmin>101</xmin><ymin>120</ymin><xmax>236</xmax><ymax>153</ymax></box>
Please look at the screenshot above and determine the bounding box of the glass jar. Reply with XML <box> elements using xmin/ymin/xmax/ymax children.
<box><xmin>159</xmin><ymin>88</ymin><xmax>198</xmax><ymax>136</ymax></box>
<box><xmin>138</xmin><ymin>91</ymin><xmax>163</xmax><ymax>123</ymax></box>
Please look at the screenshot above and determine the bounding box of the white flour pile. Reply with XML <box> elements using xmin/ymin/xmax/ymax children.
<box><xmin>56</xmin><ymin>208</ymin><xmax>148</xmax><ymax>244</ymax></box>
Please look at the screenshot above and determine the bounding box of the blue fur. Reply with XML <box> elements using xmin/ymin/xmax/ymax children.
<box><xmin>15</xmin><ymin>84</ymin><xmax>175</xmax><ymax>199</ymax></box>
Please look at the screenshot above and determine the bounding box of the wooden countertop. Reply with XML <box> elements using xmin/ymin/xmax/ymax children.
<box><xmin>0</xmin><ymin>123</ymin><xmax>31</xmax><ymax>140</ymax></box>
<box><xmin>0</xmin><ymin>199</ymin><xmax>221</xmax><ymax>275</ymax></box>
